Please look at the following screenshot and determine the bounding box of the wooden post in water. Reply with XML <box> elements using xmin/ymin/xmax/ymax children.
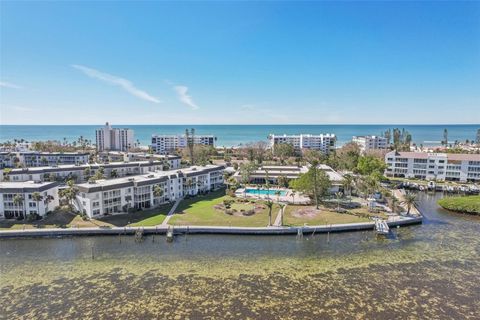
<box><xmin>91</xmin><ymin>246</ymin><xmax>95</xmax><ymax>260</ymax></box>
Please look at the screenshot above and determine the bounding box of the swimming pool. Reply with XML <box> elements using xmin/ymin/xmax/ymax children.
<box><xmin>244</xmin><ymin>188</ymin><xmax>287</xmax><ymax>196</ymax></box>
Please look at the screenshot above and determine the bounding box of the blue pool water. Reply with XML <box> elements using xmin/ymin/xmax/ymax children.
<box><xmin>245</xmin><ymin>188</ymin><xmax>287</xmax><ymax>196</ymax></box>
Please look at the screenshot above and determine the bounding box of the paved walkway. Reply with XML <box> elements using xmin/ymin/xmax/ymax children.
<box><xmin>273</xmin><ymin>204</ymin><xmax>287</xmax><ymax>227</ymax></box>
<box><xmin>161</xmin><ymin>198</ymin><xmax>182</xmax><ymax>226</ymax></box>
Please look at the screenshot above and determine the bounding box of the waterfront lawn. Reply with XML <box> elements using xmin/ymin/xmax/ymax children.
<box><xmin>98</xmin><ymin>203</ymin><xmax>173</xmax><ymax>227</ymax></box>
<box><xmin>282</xmin><ymin>205</ymin><xmax>371</xmax><ymax>227</ymax></box>
<box><xmin>437</xmin><ymin>196</ymin><xmax>480</xmax><ymax>215</ymax></box>
<box><xmin>0</xmin><ymin>211</ymin><xmax>99</xmax><ymax>230</ymax></box>
<box><xmin>169</xmin><ymin>189</ymin><xmax>279</xmax><ymax>227</ymax></box>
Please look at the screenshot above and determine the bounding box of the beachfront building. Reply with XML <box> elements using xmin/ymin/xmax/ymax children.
<box><xmin>234</xmin><ymin>164</ymin><xmax>343</xmax><ymax>193</ymax></box>
<box><xmin>150</xmin><ymin>134</ymin><xmax>216</xmax><ymax>154</ymax></box>
<box><xmin>0</xmin><ymin>181</ymin><xmax>59</xmax><ymax>219</ymax></box>
<box><xmin>95</xmin><ymin>122</ymin><xmax>135</xmax><ymax>152</ymax></box>
<box><xmin>97</xmin><ymin>151</ymin><xmax>181</xmax><ymax>169</ymax></box>
<box><xmin>0</xmin><ymin>152</ymin><xmax>15</xmax><ymax>169</ymax></box>
<box><xmin>75</xmin><ymin>164</ymin><xmax>224</xmax><ymax>218</ymax></box>
<box><xmin>352</xmin><ymin>135</ymin><xmax>389</xmax><ymax>152</ymax></box>
<box><xmin>268</xmin><ymin>134</ymin><xmax>336</xmax><ymax>155</ymax></box>
<box><xmin>385</xmin><ymin>151</ymin><xmax>480</xmax><ymax>182</ymax></box>
<box><xmin>3</xmin><ymin>160</ymin><xmax>171</xmax><ymax>183</ymax></box>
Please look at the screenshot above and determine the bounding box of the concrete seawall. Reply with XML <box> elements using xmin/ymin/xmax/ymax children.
<box><xmin>0</xmin><ymin>216</ymin><xmax>422</xmax><ymax>239</ymax></box>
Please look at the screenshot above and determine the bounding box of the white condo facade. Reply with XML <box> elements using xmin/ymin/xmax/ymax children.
<box><xmin>0</xmin><ymin>151</ymin><xmax>89</xmax><ymax>168</ymax></box>
<box><xmin>96</xmin><ymin>122</ymin><xmax>135</xmax><ymax>152</ymax></box>
<box><xmin>268</xmin><ymin>134</ymin><xmax>336</xmax><ymax>154</ymax></box>
<box><xmin>352</xmin><ymin>135</ymin><xmax>389</xmax><ymax>152</ymax></box>
<box><xmin>75</xmin><ymin>164</ymin><xmax>224</xmax><ymax>218</ymax></box>
<box><xmin>3</xmin><ymin>159</ymin><xmax>181</xmax><ymax>183</ymax></box>
<box><xmin>0</xmin><ymin>181</ymin><xmax>60</xmax><ymax>219</ymax></box>
<box><xmin>385</xmin><ymin>151</ymin><xmax>480</xmax><ymax>182</ymax></box>
<box><xmin>151</xmin><ymin>134</ymin><xmax>216</xmax><ymax>154</ymax></box>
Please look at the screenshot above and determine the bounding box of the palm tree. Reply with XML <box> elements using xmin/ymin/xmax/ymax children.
<box><xmin>335</xmin><ymin>191</ymin><xmax>343</xmax><ymax>212</ymax></box>
<box><xmin>266</xmin><ymin>200</ymin><xmax>274</xmax><ymax>226</ymax></box>
<box><xmin>275</xmin><ymin>190</ymin><xmax>281</xmax><ymax>202</ymax></box>
<box><xmin>124</xmin><ymin>195</ymin><xmax>132</xmax><ymax>212</ymax></box>
<box><xmin>290</xmin><ymin>191</ymin><xmax>296</xmax><ymax>204</ymax></box>
<box><xmin>342</xmin><ymin>174</ymin><xmax>354</xmax><ymax>198</ymax></box>
<box><xmin>110</xmin><ymin>169</ymin><xmax>118</xmax><ymax>178</ymax></box>
<box><xmin>31</xmin><ymin>192</ymin><xmax>43</xmax><ymax>220</ymax></box>
<box><xmin>279</xmin><ymin>203</ymin><xmax>287</xmax><ymax>226</ymax></box>
<box><xmin>390</xmin><ymin>195</ymin><xmax>399</xmax><ymax>214</ymax></box>
<box><xmin>13</xmin><ymin>194</ymin><xmax>25</xmax><ymax>220</ymax></box>
<box><xmin>403</xmin><ymin>192</ymin><xmax>417</xmax><ymax>215</ymax></box>
<box><xmin>153</xmin><ymin>185</ymin><xmax>164</xmax><ymax>205</ymax></box>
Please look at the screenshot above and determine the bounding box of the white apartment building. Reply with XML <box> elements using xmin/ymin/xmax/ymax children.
<box><xmin>98</xmin><ymin>151</ymin><xmax>181</xmax><ymax>168</ymax></box>
<box><xmin>0</xmin><ymin>151</ymin><xmax>89</xmax><ymax>168</ymax></box>
<box><xmin>0</xmin><ymin>181</ymin><xmax>59</xmax><ymax>219</ymax></box>
<box><xmin>268</xmin><ymin>134</ymin><xmax>336</xmax><ymax>155</ymax></box>
<box><xmin>75</xmin><ymin>165</ymin><xmax>224</xmax><ymax>218</ymax></box>
<box><xmin>3</xmin><ymin>160</ymin><xmax>179</xmax><ymax>183</ymax></box>
<box><xmin>352</xmin><ymin>135</ymin><xmax>389</xmax><ymax>152</ymax></box>
<box><xmin>385</xmin><ymin>151</ymin><xmax>480</xmax><ymax>182</ymax></box>
<box><xmin>96</xmin><ymin>122</ymin><xmax>135</xmax><ymax>152</ymax></box>
<box><xmin>151</xmin><ymin>134</ymin><xmax>216</xmax><ymax>154</ymax></box>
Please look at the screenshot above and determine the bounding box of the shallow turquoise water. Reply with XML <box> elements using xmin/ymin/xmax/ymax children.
<box><xmin>0</xmin><ymin>193</ymin><xmax>479</xmax><ymax>319</ymax></box>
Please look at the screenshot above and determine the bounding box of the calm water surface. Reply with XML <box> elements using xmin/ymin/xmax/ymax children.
<box><xmin>1</xmin><ymin>193</ymin><xmax>479</xmax><ymax>319</ymax></box>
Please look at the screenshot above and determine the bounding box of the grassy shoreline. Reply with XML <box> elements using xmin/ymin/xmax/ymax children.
<box><xmin>437</xmin><ymin>196</ymin><xmax>480</xmax><ymax>215</ymax></box>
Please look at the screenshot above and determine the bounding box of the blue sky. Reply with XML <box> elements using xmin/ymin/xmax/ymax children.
<box><xmin>0</xmin><ymin>1</ymin><xmax>479</xmax><ymax>125</ymax></box>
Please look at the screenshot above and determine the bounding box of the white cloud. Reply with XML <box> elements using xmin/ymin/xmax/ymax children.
<box><xmin>174</xmin><ymin>85</ymin><xmax>199</xmax><ymax>110</ymax></box>
<box><xmin>72</xmin><ymin>64</ymin><xmax>161</xmax><ymax>104</ymax></box>
<box><xmin>0</xmin><ymin>81</ymin><xmax>21</xmax><ymax>89</ymax></box>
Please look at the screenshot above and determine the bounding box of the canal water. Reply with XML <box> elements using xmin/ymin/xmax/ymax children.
<box><xmin>1</xmin><ymin>193</ymin><xmax>479</xmax><ymax>319</ymax></box>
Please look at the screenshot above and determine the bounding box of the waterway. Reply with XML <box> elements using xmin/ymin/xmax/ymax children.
<box><xmin>1</xmin><ymin>193</ymin><xmax>479</xmax><ymax>319</ymax></box>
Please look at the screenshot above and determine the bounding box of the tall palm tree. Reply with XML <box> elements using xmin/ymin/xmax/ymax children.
<box><xmin>290</xmin><ymin>192</ymin><xmax>296</xmax><ymax>205</ymax></box>
<box><xmin>13</xmin><ymin>194</ymin><xmax>25</xmax><ymax>220</ymax></box>
<box><xmin>390</xmin><ymin>195</ymin><xmax>399</xmax><ymax>214</ymax></box>
<box><xmin>279</xmin><ymin>203</ymin><xmax>287</xmax><ymax>226</ymax></box>
<box><xmin>275</xmin><ymin>190</ymin><xmax>281</xmax><ymax>202</ymax></box>
<box><xmin>342</xmin><ymin>174</ymin><xmax>354</xmax><ymax>198</ymax></box>
<box><xmin>153</xmin><ymin>185</ymin><xmax>164</xmax><ymax>205</ymax></box>
<box><xmin>31</xmin><ymin>192</ymin><xmax>43</xmax><ymax>220</ymax></box>
<box><xmin>266</xmin><ymin>200</ymin><xmax>274</xmax><ymax>226</ymax></box>
<box><xmin>403</xmin><ymin>192</ymin><xmax>418</xmax><ymax>215</ymax></box>
<box><xmin>335</xmin><ymin>191</ymin><xmax>343</xmax><ymax>212</ymax></box>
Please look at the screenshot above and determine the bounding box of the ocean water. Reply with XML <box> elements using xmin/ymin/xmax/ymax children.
<box><xmin>0</xmin><ymin>124</ymin><xmax>478</xmax><ymax>147</ymax></box>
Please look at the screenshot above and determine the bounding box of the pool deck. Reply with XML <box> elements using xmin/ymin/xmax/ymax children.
<box><xmin>0</xmin><ymin>215</ymin><xmax>422</xmax><ymax>238</ymax></box>
<box><xmin>235</xmin><ymin>187</ymin><xmax>310</xmax><ymax>204</ymax></box>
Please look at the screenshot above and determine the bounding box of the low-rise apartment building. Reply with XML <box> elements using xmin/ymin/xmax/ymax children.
<box><xmin>151</xmin><ymin>134</ymin><xmax>216</xmax><ymax>154</ymax></box>
<box><xmin>0</xmin><ymin>151</ymin><xmax>90</xmax><ymax>168</ymax></box>
<box><xmin>0</xmin><ymin>181</ymin><xmax>59</xmax><ymax>219</ymax></box>
<box><xmin>268</xmin><ymin>134</ymin><xmax>336</xmax><ymax>154</ymax></box>
<box><xmin>352</xmin><ymin>135</ymin><xmax>389</xmax><ymax>152</ymax></box>
<box><xmin>385</xmin><ymin>151</ymin><xmax>480</xmax><ymax>182</ymax></box>
<box><xmin>98</xmin><ymin>151</ymin><xmax>181</xmax><ymax>169</ymax></box>
<box><xmin>234</xmin><ymin>164</ymin><xmax>343</xmax><ymax>192</ymax></box>
<box><xmin>4</xmin><ymin>160</ymin><xmax>170</xmax><ymax>183</ymax></box>
<box><xmin>75</xmin><ymin>164</ymin><xmax>224</xmax><ymax>218</ymax></box>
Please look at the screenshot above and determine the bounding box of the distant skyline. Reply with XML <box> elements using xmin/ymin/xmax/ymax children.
<box><xmin>1</xmin><ymin>1</ymin><xmax>479</xmax><ymax>125</ymax></box>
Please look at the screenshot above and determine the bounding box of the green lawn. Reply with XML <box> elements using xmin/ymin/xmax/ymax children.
<box><xmin>0</xmin><ymin>210</ymin><xmax>100</xmax><ymax>230</ymax></box>
<box><xmin>283</xmin><ymin>205</ymin><xmax>371</xmax><ymax>227</ymax></box>
<box><xmin>98</xmin><ymin>203</ymin><xmax>173</xmax><ymax>227</ymax></box>
<box><xmin>169</xmin><ymin>190</ymin><xmax>279</xmax><ymax>227</ymax></box>
<box><xmin>438</xmin><ymin>195</ymin><xmax>480</xmax><ymax>215</ymax></box>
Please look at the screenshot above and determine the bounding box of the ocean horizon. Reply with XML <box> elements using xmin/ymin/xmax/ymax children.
<box><xmin>1</xmin><ymin>124</ymin><xmax>479</xmax><ymax>148</ymax></box>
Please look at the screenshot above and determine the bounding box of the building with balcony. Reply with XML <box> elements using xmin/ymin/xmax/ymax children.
<box><xmin>75</xmin><ymin>164</ymin><xmax>224</xmax><ymax>218</ymax></box>
<box><xmin>352</xmin><ymin>135</ymin><xmax>389</xmax><ymax>152</ymax></box>
<box><xmin>0</xmin><ymin>181</ymin><xmax>59</xmax><ymax>219</ymax></box>
<box><xmin>95</xmin><ymin>122</ymin><xmax>135</xmax><ymax>152</ymax></box>
<box><xmin>268</xmin><ymin>134</ymin><xmax>336</xmax><ymax>155</ymax></box>
<box><xmin>385</xmin><ymin>151</ymin><xmax>480</xmax><ymax>182</ymax></box>
<box><xmin>150</xmin><ymin>134</ymin><xmax>216</xmax><ymax>154</ymax></box>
